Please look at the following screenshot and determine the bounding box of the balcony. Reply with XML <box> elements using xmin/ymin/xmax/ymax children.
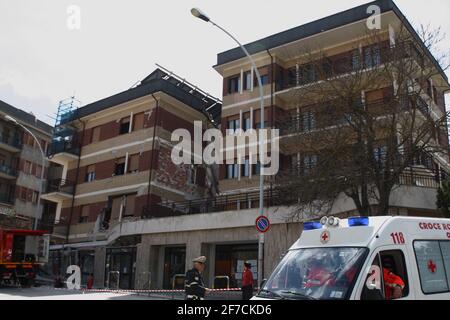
<box><xmin>0</xmin><ymin>164</ymin><xmax>17</xmax><ymax>180</ymax></box>
<box><xmin>141</xmin><ymin>189</ymin><xmax>284</xmax><ymax>219</ymax></box>
<box><xmin>0</xmin><ymin>134</ymin><xmax>22</xmax><ymax>153</ymax></box>
<box><xmin>398</xmin><ymin>167</ymin><xmax>448</xmax><ymax>189</ymax></box>
<box><xmin>47</xmin><ymin>141</ymin><xmax>79</xmax><ymax>165</ymax></box>
<box><xmin>41</xmin><ymin>179</ymin><xmax>75</xmax><ymax>203</ymax></box>
<box><xmin>0</xmin><ymin>193</ymin><xmax>15</xmax><ymax>206</ymax></box>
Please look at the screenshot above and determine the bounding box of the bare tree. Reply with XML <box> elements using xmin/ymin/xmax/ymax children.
<box><xmin>274</xmin><ymin>25</ymin><xmax>450</xmax><ymax>220</ymax></box>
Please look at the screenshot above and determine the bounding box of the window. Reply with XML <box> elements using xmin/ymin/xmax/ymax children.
<box><xmin>288</xmin><ymin>67</ymin><xmax>297</xmax><ymax>86</ymax></box>
<box><xmin>254</xmin><ymin>74</ymin><xmax>269</xmax><ymax>87</ymax></box>
<box><xmin>362</xmin><ymin>250</ymin><xmax>410</xmax><ymax>300</ymax></box>
<box><xmin>128</xmin><ymin>154</ymin><xmax>140</xmax><ymax>174</ymax></box>
<box><xmin>414</xmin><ymin>241</ymin><xmax>449</xmax><ymax>294</ymax></box>
<box><xmin>226</xmin><ymin>164</ymin><xmax>239</xmax><ymax>179</ymax></box>
<box><xmin>120</xmin><ymin>117</ymin><xmax>131</xmax><ymax>135</ymax></box>
<box><xmin>253</xmin><ymin>162</ymin><xmax>261</xmax><ymax>176</ymax></box>
<box><xmin>364</xmin><ymin>45</ymin><xmax>381</xmax><ymax>69</ymax></box>
<box><xmin>440</xmin><ymin>242</ymin><xmax>450</xmax><ymax>290</ymax></box>
<box><xmin>255</xmin><ymin>122</ymin><xmax>269</xmax><ymax>129</ymax></box>
<box><xmin>20</xmin><ymin>188</ymin><xmax>27</xmax><ymax>201</ymax></box>
<box><xmin>302</xmin><ymin>112</ymin><xmax>316</xmax><ymax>132</ymax></box>
<box><xmin>123</xmin><ymin>194</ymin><xmax>136</xmax><ymax>217</ymax></box>
<box><xmin>244</xmin><ymin>71</ymin><xmax>252</xmax><ymax>91</ymax></box>
<box><xmin>241</xmin><ymin>159</ymin><xmax>250</xmax><ymax>177</ymax></box>
<box><xmin>261</xmin><ymin>247</ymin><xmax>368</xmax><ymax>300</ymax></box>
<box><xmin>3</xmin><ymin>128</ymin><xmax>10</xmax><ymax>143</ymax></box>
<box><xmin>380</xmin><ymin>250</ymin><xmax>409</xmax><ymax>299</ymax></box>
<box><xmin>133</xmin><ymin>112</ymin><xmax>145</xmax><ymax>131</ymax></box>
<box><xmin>114</xmin><ymin>157</ymin><xmax>126</xmax><ymax>176</ymax></box>
<box><xmin>243</xmin><ymin>117</ymin><xmax>251</xmax><ymax>131</ymax></box>
<box><xmin>228</xmin><ymin>76</ymin><xmax>241</xmax><ymax>94</ymax></box>
<box><xmin>79</xmin><ymin>205</ymin><xmax>90</xmax><ymax>223</ymax></box>
<box><xmin>32</xmin><ymin>191</ymin><xmax>39</xmax><ymax>204</ymax></box>
<box><xmin>35</xmin><ymin>165</ymin><xmax>42</xmax><ymax>178</ymax></box>
<box><xmin>85</xmin><ymin>165</ymin><xmax>96</xmax><ymax>182</ymax></box>
<box><xmin>299</xmin><ymin>65</ymin><xmax>315</xmax><ymax>85</ymax></box>
<box><xmin>228</xmin><ymin>119</ymin><xmax>240</xmax><ymax>131</ymax></box>
<box><xmin>352</xmin><ymin>50</ymin><xmax>361</xmax><ymax>70</ymax></box>
<box><xmin>91</xmin><ymin>126</ymin><xmax>101</xmax><ymax>143</ymax></box>
<box><xmin>302</xmin><ymin>155</ymin><xmax>318</xmax><ymax>175</ymax></box>
<box><xmin>361</xmin><ymin>255</ymin><xmax>383</xmax><ymax>300</ymax></box>
<box><xmin>374</xmin><ymin>146</ymin><xmax>387</xmax><ymax>167</ymax></box>
<box><xmin>24</xmin><ymin>161</ymin><xmax>32</xmax><ymax>175</ymax></box>
<box><xmin>110</xmin><ymin>196</ymin><xmax>123</xmax><ymax>221</ymax></box>
<box><xmin>187</xmin><ymin>166</ymin><xmax>197</xmax><ymax>184</ymax></box>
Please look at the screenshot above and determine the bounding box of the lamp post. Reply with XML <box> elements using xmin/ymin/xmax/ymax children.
<box><xmin>5</xmin><ymin>115</ymin><xmax>46</xmax><ymax>231</ymax></box>
<box><xmin>191</xmin><ymin>8</ymin><xmax>266</xmax><ymax>288</ymax></box>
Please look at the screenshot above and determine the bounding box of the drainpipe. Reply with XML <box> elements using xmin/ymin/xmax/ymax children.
<box><xmin>66</xmin><ymin>119</ymin><xmax>86</xmax><ymax>243</ymax></box>
<box><xmin>266</xmin><ymin>49</ymin><xmax>274</xmax><ymax>129</ymax></box>
<box><xmin>146</xmin><ymin>94</ymin><xmax>160</xmax><ymax>213</ymax></box>
<box><xmin>266</xmin><ymin>49</ymin><xmax>274</xmax><ymax>210</ymax></box>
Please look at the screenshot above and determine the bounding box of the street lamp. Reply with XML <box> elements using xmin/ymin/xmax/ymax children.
<box><xmin>191</xmin><ymin>8</ymin><xmax>267</xmax><ymax>288</ymax></box>
<box><xmin>5</xmin><ymin>115</ymin><xmax>46</xmax><ymax>231</ymax></box>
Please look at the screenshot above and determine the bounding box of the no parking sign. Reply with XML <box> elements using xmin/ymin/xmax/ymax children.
<box><xmin>256</xmin><ymin>216</ymin><xmax>270</xmax><ymax>233</ymax></box>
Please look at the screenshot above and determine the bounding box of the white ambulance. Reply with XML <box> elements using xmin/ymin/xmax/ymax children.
<box><xmin>255</xmin><ymin>216</ymin><xmax>450</xmax><ymax>300</ymax></box>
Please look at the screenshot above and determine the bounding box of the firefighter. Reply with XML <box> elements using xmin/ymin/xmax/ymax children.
<box><xmin>185</xmin><ymin>256</ymin><xmax>211</xmax><ymax>300</ymax></box>
<box><xmin>382</xmin><ymin>257</ymin><xmax>405</xmax><ymax>300</ymax></box>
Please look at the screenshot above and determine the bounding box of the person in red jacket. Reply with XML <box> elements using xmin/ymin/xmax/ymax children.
<box><xmin>382</xmin><ymin>257</ymin><xmax>405</xmax><ymax>300</ymax></box>
<box><xmin>87</xmin><ymin>274</ymin><xmax>94</xmax><ymax>290</ymax></box>
<box><xmin>241</xmin><ymin>262</ymin><xmax>254</xmax><ymax>300</ymax></box>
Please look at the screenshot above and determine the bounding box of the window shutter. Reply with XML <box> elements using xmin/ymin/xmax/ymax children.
<box><xmin>110</xmin><ymin>197</ymin><xmax>123</xmax><ymax>221</ymax></box>
<box><xmin>128</xmin><ymin>154</ymin><xmax>139</xmax><ymax>173</ymax></box>
<box><xmin>133</xmin><ymin>113</ymin><xmax>145</xmax><ymax>131</ymax></box>
<box><xmin>124</xmin><ymin>194</ymin><xmax>136</xmax><ymax>216</ymax></box>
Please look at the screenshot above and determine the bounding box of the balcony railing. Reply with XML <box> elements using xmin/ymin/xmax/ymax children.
<box><xmin>0</xmin><ymin>164</ymin><xmax>17</xmax><ymax>177</ymax></box>
<box><xmin>398</xmin><ymin>167</ymin><xmax>448</xmax><ymax>189</ymax></box>
<box><xmin>45</xmin><ymin>179</ymin><xmax>75</xmax><ymax>195</ymax></box>
<box><xmin>48</xmin><ymin>140</ymin><xmax>80</xmax><ymax>157</ymax></box>
<box><xmin>141</xmin><ymin>189</ymin><xmax>284</xmax><ymax>219</ymax></box>
<box><xmin>0</xmin><ymin>134</ymin><xmax>22</xmax><ymax>149</ymax></box>
<box><xmin>277</xmin><ymin>94</ymin><xmax>437</xmax><ymax>137</ymax></box>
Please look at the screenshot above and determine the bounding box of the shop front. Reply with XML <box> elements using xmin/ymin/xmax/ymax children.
<box><xmin>104</xmin><ymin>246</ymin><xmax>136</xmax><ymax>290</ymax></box>
<box><xmin>163</xmin><ymin>246</ymin><xmax>186</xmax><ymax>289</ymax></box>
<box><xmin>215</xmin><ymin>243</ymin><xmax>258</xmax><ymax>288</ymax></box>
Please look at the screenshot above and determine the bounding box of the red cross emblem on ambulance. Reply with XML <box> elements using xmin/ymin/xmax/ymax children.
<box><xmin>428</xmin><ymin>260</ymin><xmax>437</xmax><ymax>273</ymax></box>
<box><xmin>320</xmin><ymin>230</ymin><xmax>330</xmax><ymax>244</ymax></box>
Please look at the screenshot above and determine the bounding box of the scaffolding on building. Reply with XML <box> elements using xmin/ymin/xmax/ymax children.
<box><xmin>48</xmin><ymin>97</ymin><xmax>81</xmax><ymax>157</ymax></box>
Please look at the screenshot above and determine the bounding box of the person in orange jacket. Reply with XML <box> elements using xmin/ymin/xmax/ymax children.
<box><xmin>382</xmin><ymin>257</ymin><xmax>405</xmax><ymax>300</ymax></box>
<box><xmin>241</xmin><ymin>262</ymin><xmax>254</xmax><ymax>300</ymax></box>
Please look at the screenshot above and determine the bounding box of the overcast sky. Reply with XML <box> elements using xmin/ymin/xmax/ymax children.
<box><xmin>1</xmin><ymin>0</ymin><xmax>449</xmax><ymax>125</ymax></box>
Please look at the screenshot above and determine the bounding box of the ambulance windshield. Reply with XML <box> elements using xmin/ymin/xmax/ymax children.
<box><xmin>260</xmin><ymin>247</ymin><xmax>368</xmax><ymax>300</ymax></box>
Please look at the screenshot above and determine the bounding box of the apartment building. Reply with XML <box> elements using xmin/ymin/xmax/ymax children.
<box><xmin>0</xmin><ymin>100</ymin><xmax>53</xmax><ymax>230</ymax></box>
<box><xmin>43</xmin><ymin>68</ymin><xmax>222</xmax><ymax>288</ymax></box>
<box><xmin>46</xmin><ymin>0</ymin><xmax>449</xmax><ymax>290</ymax></box>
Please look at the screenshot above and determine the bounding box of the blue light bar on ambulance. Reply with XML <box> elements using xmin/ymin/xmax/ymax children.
<box><xmin>348</xmin><ymin>217</ymin><xmax>369</xmax><ymax>227</ymax></box>
<box><xmin>304</xmin><ymin>222</ymin><xmax>323</xmax><ymax>231</ymax></box>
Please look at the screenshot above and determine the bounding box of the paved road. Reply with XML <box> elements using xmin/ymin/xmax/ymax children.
<box><xmin>0</xmin><ymin>286</ymin><xmax>169</xmax><ymax>300</ymax></box>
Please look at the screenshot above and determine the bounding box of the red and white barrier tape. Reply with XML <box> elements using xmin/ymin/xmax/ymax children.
<box><xmin>54</xmin><ymin>287</ymin><xmax>242</xmax><ymax>294</ymax></box>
